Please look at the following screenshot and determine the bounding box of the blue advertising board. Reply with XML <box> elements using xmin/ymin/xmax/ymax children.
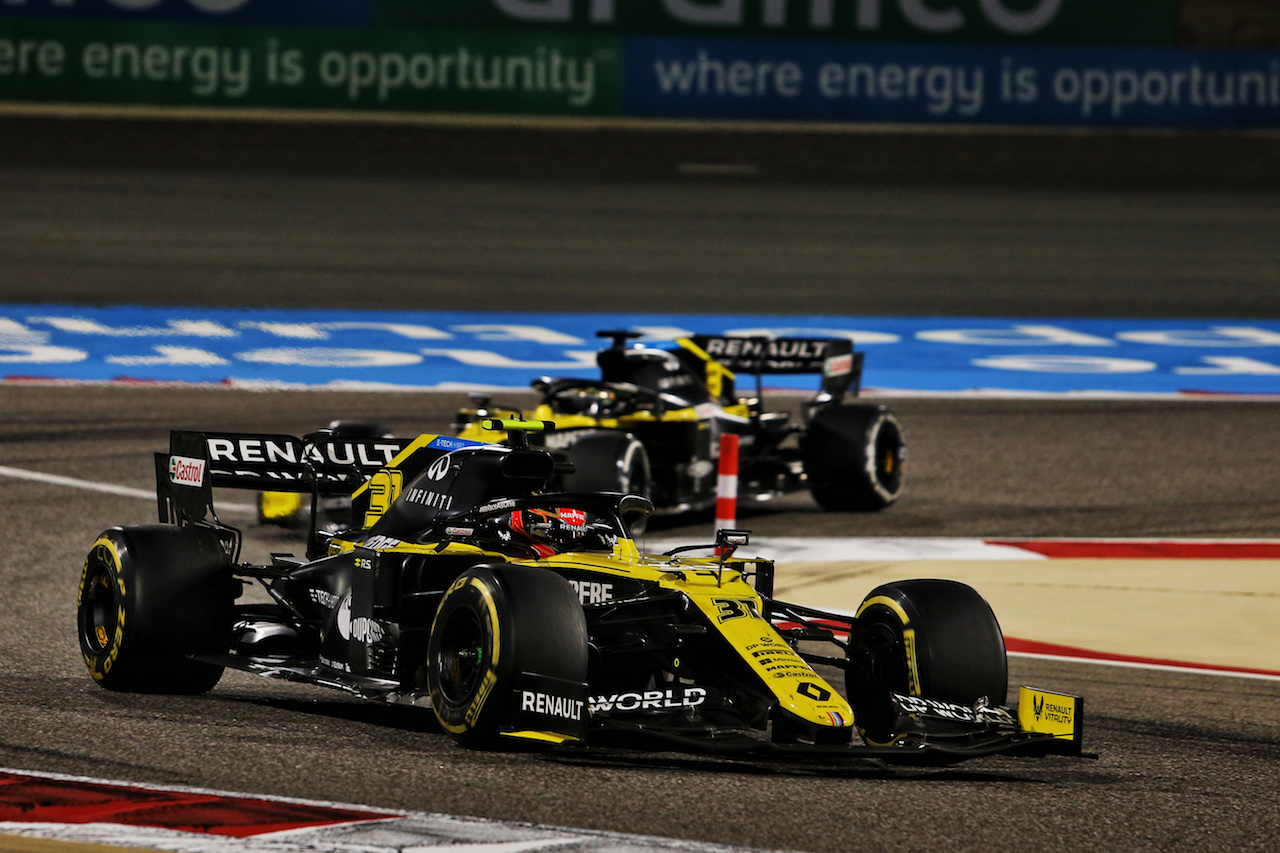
<box><xmin>2</xmin><ymin>306</ymin><xmax>1278</xmax><ymax>397</ymax></box>
<box><xmin>625</xmin><ymin>35</ymin><xmax>1280</xmax><ymax>127</ymax></box>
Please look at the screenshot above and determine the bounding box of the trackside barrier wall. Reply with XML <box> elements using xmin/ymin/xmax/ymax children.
<box><xmin>1</xmin><ymin>2</ymin><xmax>1279</xmax><ymax>127</ymax></box>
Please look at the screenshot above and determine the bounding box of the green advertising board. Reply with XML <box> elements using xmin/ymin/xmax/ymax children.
<box><xmin>0</xmin><ymin>20</ymin><xmax>621</xmax><ymax>114</ymax></box>
<box><xmin>375</xmin><ymin>0</ymin><xmax>1178</xmax><ymax>47</ymax></box>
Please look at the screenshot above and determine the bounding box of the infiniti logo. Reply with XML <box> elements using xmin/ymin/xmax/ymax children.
<box><xmin>425</xmin><ymin>454</ymin><xmax>452</xmax><ymax>481</ymax></box>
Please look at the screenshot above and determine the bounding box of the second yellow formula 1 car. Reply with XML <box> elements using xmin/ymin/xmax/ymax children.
<box><xmin>456</xmin><ymin>331</ymin><xmax>905</xmax><ymax>518</ymax></box>
<box><xmin>78</xmin><ymin>419</ymin><xmax>1085</xmax><ymax>764</ymax></box>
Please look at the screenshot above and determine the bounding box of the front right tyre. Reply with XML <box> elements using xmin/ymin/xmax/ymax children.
<box><xmin>847</xmin><ymin>578</ymin><xmax>1007</xmax><ymax>745</ymax></box>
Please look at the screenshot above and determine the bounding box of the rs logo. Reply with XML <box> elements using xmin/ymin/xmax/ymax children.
<box><xmin>797</xmin><ymin>682</ymin><xmax>832</xmax><ymax>702</ymax></box>
<box><xmin>1034</xmin><ymin>695</ymin><xmax>1045</xmax><ymax>720</ymax></box>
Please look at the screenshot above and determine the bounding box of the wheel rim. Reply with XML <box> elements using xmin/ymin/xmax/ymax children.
<box><xmin>79</xmin><ymin>561</ymin><xmax>118</xmax><ymax>655</ymax></box>
<box><xmin>434</xmin><ymin>606</ymin><xmax>488</xmax><ymax>706</ymax></box>
<box><xmin>864</xmin><ymin>617</ymin><xmax>910</xmax><ymax>694</ymax></box>
<box><xmin>622</xmin><ymin>447</ymin><xmax>649</xmax><ymax>495</ymax></box>
<box><xmin>872</xmin><ymin>418</ymin><xmax>903</xmax><ymax>495</ymax></box>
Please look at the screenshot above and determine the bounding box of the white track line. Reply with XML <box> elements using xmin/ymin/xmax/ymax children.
<box><xmin>1006</xmin><ymin>651</ymin><xmax>1280</xmax><ymax>682</ymax></box>
<box><xmin>0</xmin><ymin>465</ymin><xmax>256</xmax><ymax>515</ymax></box>
<box><xmin>646</xmin><ymin>536</ymin><xmax>1049</xmax><ymax>562</ymax></box>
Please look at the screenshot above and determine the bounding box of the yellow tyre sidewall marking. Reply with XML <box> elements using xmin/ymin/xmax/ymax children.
<box><xmin>854</xmin><ymin>594</ymin><xmax>922</xmax><ymax>745</ymax></box>
<box><xmin>854</xmin><ymin>594</ymin><xmax>920</xmax><ymax>696</ymax></box>
<box><xmin>79</xmin><ymin>536</ymin><xmax>127</xmax><ymax>682</ymax></box>
<box><xmin>435</xmin><ymin>575</ymin><xmax>502</xmax><ymax>735</ymax></box>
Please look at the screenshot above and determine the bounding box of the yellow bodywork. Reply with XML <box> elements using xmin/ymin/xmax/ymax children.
<box><xmin>258</xmin><ymin>490</ymin><xmax>306</xmax><ymax>522</ymax></box>
<box><xmin>1017</xmin><ymin>686</ymin><xmax>1084</xmax><ymax>741</ymax></box>
<box><xmin>675</xmin><ymin>336</ymin><xmax>736</xmax><ymax>399</ymax></box>
<box><xmin>330</xmin><ymin>532</ymin><xmax>852</xmax><ymax>734</ymax></box>
<box><xmin>456</xmin><ymin>401</ymin><xmax>753</xmax><ymax>446</ymax></box>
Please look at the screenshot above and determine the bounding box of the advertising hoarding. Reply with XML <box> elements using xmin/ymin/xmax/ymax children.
<box><xmin>1</xmin><ymin>2</ymin><xmax>1278</xmax><ymax>128</ymax></box>
<box><xmin>625</xmin><ymin>35</ymin><xmax>1280</xmax><ymax>127</ymax></box>
<box><xmin>373</xmin><ymin>1</ymin><xmax>1177</xmax><ymax>47</ymax></box>
<box><xmin>0</xmin><ymin>0</ymin><xmax>373</xmax><ymax>28</ymax></box>
<box><xmin>0</xmin><ymin>20</ymin><xmax>620</xmax><ymax>113</ymax></box>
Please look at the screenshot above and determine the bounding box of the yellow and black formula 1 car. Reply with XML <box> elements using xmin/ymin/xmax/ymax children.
<box><xmin>77</xmin><ymin>420</ymin><xmax>1085</xmax><ymax>764</ymax></box>
<box><xmin>455</xmin><ymin>331</ymin><xmax>905</xmax><ymax>517</ymax></box>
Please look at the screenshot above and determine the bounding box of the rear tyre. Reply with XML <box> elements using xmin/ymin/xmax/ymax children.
<box><xmin>802</xmin><ymin>404</ymin><xmax>904</xmax><ymax>511</ymax></box>
<box><xmin>561</xmin><ymin>431</ymin><xmax>651</xmax><ymax>497</ymax></box>
<box><xmin>847</xmin><ymin>579</ymin><xmax>1007</xmax><ymax>744</ymax></box>
<box><xmin>427</xmin><ymin>565</ymin><xmax>587</xmax><ymax>747</ymax></box>
<box><xmin>77</xmin><ymin>525</ymin><xmax>233</xmax><ymax>694</ymax></box>
<box><xmin>561</xmin><ymin>431</ymin><xmax>651</xmax><ymax>535</ymax></box>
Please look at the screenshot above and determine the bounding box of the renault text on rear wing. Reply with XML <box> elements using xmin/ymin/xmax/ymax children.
<box><xmin>199</xmin><ymin>432</ymin><xmax>412</xmax><ymax>490</ymax></box>
<box><xmin>687</xmin><ymin>335</ymin><xmax>863</xmax><ymax>398</ymax></box>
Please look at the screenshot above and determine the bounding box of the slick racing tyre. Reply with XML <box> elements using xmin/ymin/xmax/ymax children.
<box><xmin>847</xmin><ymin>579</ymin><xmax>1007</xmax><ymax>745</ymax></box>
<box><xmin>560</xmin><ymin>431</ymin><xmax>652</xmax><ymax>536</ymax></box>
<box><xmin>802</xmin><ymin>404</ymin><xmax>904</xmax><ymax>512</ymax></box>
<box><xmin>561</xmin><ymin>431</ymin><xmax>651</xmax><ymax>498</ymax></box>
<box><xmin>427</xmin><ymin>565</ymin><xmax>587</xmax><ymax>747</ymax></box>
<box><xmin>77</xmin><ymin>525</ymin><xmax>234</xmax><ymax>694</ymax></box>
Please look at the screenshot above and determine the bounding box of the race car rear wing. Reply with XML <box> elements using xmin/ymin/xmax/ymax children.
<box><xmin>154</xmin><ymin>429</ymin><xmax>481</xmax><ymax>526</ymax></box>
<box><xmin>154</xmin><ymin>430</ymin><xmax>405</xmax><ymax>526</ymax></box>
<box><xmin>686</xmin><ymin>335</ymin><xmax>863</xmax><ymax>400</ymax></box>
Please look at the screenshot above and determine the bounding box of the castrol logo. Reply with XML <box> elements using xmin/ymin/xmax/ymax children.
<box><xmin>824</xmin><ymin>353</ymin><xmax>853</xmax><ymax>377</ymax></box>
<box><xmin>168</xmin><ymin>455</ymin><xmax>206</xmax><ymax>487</ymax></box>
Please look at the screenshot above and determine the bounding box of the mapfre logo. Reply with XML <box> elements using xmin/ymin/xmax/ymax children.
<box><xmin>168</xmin><ymin>454</ymin><xmax>205</xmax><ymax>487</ymax></box>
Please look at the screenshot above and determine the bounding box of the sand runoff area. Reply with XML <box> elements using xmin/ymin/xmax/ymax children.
<box><xmin>678</xmin><ymin>537</ymin><xmax>1280</xmax><ymax>676</ymax></box>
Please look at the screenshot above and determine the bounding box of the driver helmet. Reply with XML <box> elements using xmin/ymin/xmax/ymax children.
<box><xmin>558</xmin><ymin>386</ymin><xmax>617</xmax><ymax>417</ymax></box>
<box><xmin>504</xmin><ymin>507</ymin><xmax>615</xmax><ymax>557</ymax></box>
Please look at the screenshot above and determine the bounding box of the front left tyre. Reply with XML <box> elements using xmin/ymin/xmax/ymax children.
<box><xmin>427</xmin><ymin>565</ymin><xmax>587</xmax><ymax>747</ymax></box>
<box><xmin>77</xmin><ymin>524</ymin><xmax>234</xmax><ymax>694</ymax></box>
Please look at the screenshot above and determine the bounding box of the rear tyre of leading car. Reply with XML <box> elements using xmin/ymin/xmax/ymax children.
<box><xmin>427</xmin><ymin>565</ymin><xmax>588</xmax><ymax>747</ymax></box>
<box><xmin>847</xmin><ymin>579</ymin><xmax>1007</xmax><ymax>744</ymax></box>
<box><xmin>802</xmin><ymin>404</ymin><xmax>904</xmax><ymax>511</ymax></box>
<box><xmin>559</xmin><ymin>431</ymin><xmax>652</xmax><ymax>535</ymax></box>
<box><xmin>560</xmin><ymin>431</ymin><xmax>651</xmax><ymax>498</ymax></box>
<box><xmin>77</xmin><ymin>525</ymin><xmax>234</xmax><ymax>694</ymax></box>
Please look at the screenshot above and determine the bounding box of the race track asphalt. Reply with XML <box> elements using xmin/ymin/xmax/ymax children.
<box><xmin>0</xmin><ymin>116</ymin><xmax>1278</xmax><ymax>853</ymax></box>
